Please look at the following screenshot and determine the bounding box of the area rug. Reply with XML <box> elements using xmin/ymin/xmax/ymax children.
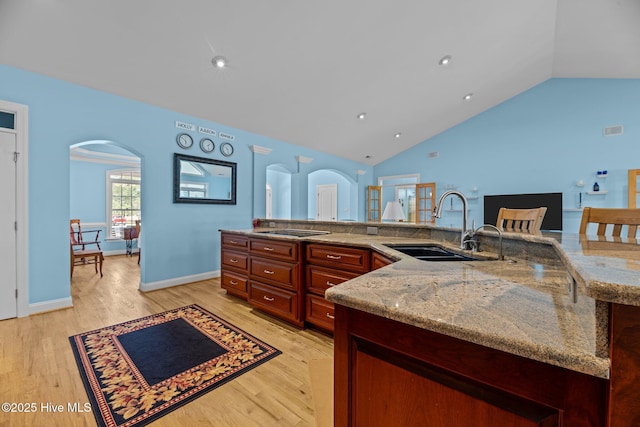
<box><xmin>69</xmin><ymin>304</ymin><xmax>281</xmax><ymax>427</ymax></box>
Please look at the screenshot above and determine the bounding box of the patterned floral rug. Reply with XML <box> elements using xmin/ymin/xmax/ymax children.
<box><xmin>69</xmin><ymin>304</ymin><xmax>281</xmax><ymax>427</ymax></box>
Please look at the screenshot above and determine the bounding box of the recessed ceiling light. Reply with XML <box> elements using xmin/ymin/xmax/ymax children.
<box><xmin>212</xmin><ymin>56</ymin><xmax>228</xmax><ymax>69</ymax></box>
<box><xmin>394</xmin><ymin>132</ymin><xmax>402</xmax><ymax>138</ymax></box>
<box><xmin>438</xmin><ymin>55</ymin><xmax>452</xmax><ymax>66</ymax></box>
<box><xmin>463</xmin><ymin>93</ymin><xmax>473</xmax><ymax>101</ymax></box>
<box><xmin>357</xmin><ymin>112</ymin><xmax>366</xmax><ymax>120</ymax></box>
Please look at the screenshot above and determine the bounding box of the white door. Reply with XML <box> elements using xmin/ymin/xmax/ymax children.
<box><xmin>316</xmin><ymin>184</ymin><xmax>337</xmax><ymax>221</ymax></box>
<box><xmin>0</xmin><ymin>130</ymin><xmax>17</xmax><ymax>320</ymax></box>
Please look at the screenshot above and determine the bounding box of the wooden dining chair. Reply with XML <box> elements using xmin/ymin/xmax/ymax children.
<box><xmin>70</xmin><ymin>244</ymin><xmax>104</xmax><ymax>277</ymax></box>
<box><xmin>579</xmin><ymin>207</ymin><xmax>640</xmax><ymax>238</ymax></box>
<box><xmin>496</xmin><ymin>207</ymin><xmax>547</xmax><ymax>234</ymax></box>
<box><xmin>69</xmin><ymin>219</ymin><xmax>102</xmax><ymax>251</ymax></box>
<box><xmin>135</xmin><ymin>220</ymin><xmax>141</xmax><ymax>265</ymax></box>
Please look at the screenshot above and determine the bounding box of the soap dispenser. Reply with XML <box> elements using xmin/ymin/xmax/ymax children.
<box><xmin>593</xmin><ymin>182</ymin><xmax>600</xmax><ymax>192</ymax></box>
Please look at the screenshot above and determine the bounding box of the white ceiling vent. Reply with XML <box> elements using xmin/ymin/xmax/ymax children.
<box><xmin>603</xmin><ymin>125</ymin><xmax>623</xmax><ymax>136</ymax></box>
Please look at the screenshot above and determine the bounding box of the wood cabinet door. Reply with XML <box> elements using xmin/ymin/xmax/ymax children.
<box><xmin>371</xmin><ymin>251</ymin><xmax>395</xmax><ymax>270</ymax></box>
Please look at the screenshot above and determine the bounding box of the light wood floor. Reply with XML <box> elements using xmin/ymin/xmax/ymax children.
<box><xmin>0</xmin><ymin>255</ymin><xmax>334</xmax><ymax>427</ymax></box>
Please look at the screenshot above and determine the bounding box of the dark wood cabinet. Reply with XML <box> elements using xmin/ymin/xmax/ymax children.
<box><xmin>304</xmin><ymin>243</ymin><xmax>372</xmax><ymax>333</ymax></box>
<box><xmin>333</xmin><ymin>304</ymin><xmax>607</xmax><ymax>427</ymax></box>
<box><xmin>220</xmin><ymin>233</ymin><xmax>250</xmax><ymax>299</ymax></box>
<box><xmin>248</xmin><ymin>281</ymin><xmax>299</xmax><ymax>324</ymax></box>
<box><xmin>306</xmin><ymin>243</ymin><xmax>371</xmax><ymax>273</ymax></box>
<box><xmin>247</xmin><ymin>236</ymin><xmax>304</xmax><ymax>327</ymax></box>
<box><xmin>371</xmin><ymin>250</ymin><xmax>395</xmax><ymax>270</ymax></box>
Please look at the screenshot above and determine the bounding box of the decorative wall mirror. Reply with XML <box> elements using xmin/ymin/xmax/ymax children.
<box><xmin>173</xmin><ymin>153</ymin><xmax>237</xmax><ymax>204</ymax></box>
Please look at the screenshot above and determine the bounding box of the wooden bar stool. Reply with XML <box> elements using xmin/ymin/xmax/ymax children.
<box><xmin>579</xmin><ymin>207</ymin><xmax>640</xmax><ymax>238</ymax></box>
<box><xmin>496</xmin><ymin>207</ymin><xmax>547</xmax><ymax>234</ymax></box>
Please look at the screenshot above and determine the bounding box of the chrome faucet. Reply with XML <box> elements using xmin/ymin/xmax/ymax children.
<box><xmin>464</xmin><ymin>223</ymin><xmax>504</xmax><ymax>261</ymax></box>
<box><xmin>434</xmin><ymin>190</ymin><xmax>471</xmax><ymax>250</ymax></box>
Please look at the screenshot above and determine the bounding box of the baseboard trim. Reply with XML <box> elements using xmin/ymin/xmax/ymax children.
<box><xmin>139</xmin><ymin>270</ymin><xmax>220</xmax><ymax>292</ymax></box>
<box><xmin>29</xmin><ymin>297</ymin><xmax>73</xmax><ymax>315</ymax></box>
<box><xmin>103</xmin><ymin>249</ymin><xmax>139</xmax><ymax>257</ymax></box>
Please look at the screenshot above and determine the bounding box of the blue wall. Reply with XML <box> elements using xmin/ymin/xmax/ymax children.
<box><xmin>308</xmin><ymin>169</ymin><xmax>358</xmax><ymax>221</ymax></box>
<box><xmin>0</xmin><ymin>64</ymin><xmax>371</xmax><ymax>306</ymax></box>
<box><xmin>253</xmin><ymin>149</ymin><xmax>373</xmax><ymax>220</ymax></box>
<box><xmin>374</xmin><ymin>78</ymin><xmax>640</xmax><ymax>231</ymax></box>
<box><xmin>70</xmin><ymin>158</ymin><xmax>139</xmax><ymax>253</ymax></box>
<box><xmin>266</xmin><ymin>166</ymin><xmax>293</xmax><ymax>219</ymax></box>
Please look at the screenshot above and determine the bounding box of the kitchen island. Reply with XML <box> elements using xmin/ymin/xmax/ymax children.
<box><xmin>221</xmin><ymin>220</ymin><xmax>640</xmax><ymax>426</ymax></box>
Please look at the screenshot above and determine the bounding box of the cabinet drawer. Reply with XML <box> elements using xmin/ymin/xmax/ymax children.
<box><xmin>250</xmin><ymin>257</ymin><xmax>298</xmax><ymax>290</ymax></box>
<box><xmin>221</xmin><ymin>249</ymin><xmax>249</xmax><ymax>271</ymax></box>
<box><xmin>307</xmin><ymin>265</ymin><xmax>360</xmax><ymax>295</ymax></box>
<box><xmin>306</xmin><ymin>244</ymin><xmax>371</xmax><ymax>273</ymax></box>
<box><xmin>306</xmin><ymin>294</ymin><xmax>335</xmax><ymax>332</ymax></box>
<box><xmin>250</xmin><ymin>238</ymin><xmax>298</xmax><ymax>261</ymax></box>
<box><xmin>249</xmin><ymin>281</ymin><xmax>298</xmax><ymax>322</ymax></box>
<box><xmin>221</xmin><ymin>233</ymin><xmax>249</xmax><ymax>250</ymax></box>
<box><xmin>221</xmin><ymin>271</ymin><xmax>248</xmax><ymax>297</ymax></box>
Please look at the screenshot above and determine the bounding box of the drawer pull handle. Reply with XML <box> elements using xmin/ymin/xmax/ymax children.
<box><xmin>326</xmin><ymin>281</ymin><xmax>337</xmax><ymax>287</ymax></box>
<box><xmin>263</xmin><ymin>247</ymin><xmax>274</xmax><ymax>251</ymax></box>
<box><xmin>229</xmin><ymin>259</ymin><xmax>238</xmax><ymax>263</ymax></box>
<box><xmin>229</xmin><ymin>240</ymin><xmax>238</xmax><ymax>244</ymax></box>
<box><xmin>326</xmin><ymin>254</ymin><xmax>342</xmax><ymax>260</ymax></box>
<box><xmin>229</xmin><ymin>280</ymin><xmax>238</xmax><ymax>285</ymax></box>
<box><xmin>263</xmin><ymin>296</ymin><xmax>275</xmax><ymax>302</ymax></box>
<box><xmin>326</xmin><ymin>313</ymin><xmax>335</xmax><ymax>319</ymax></box>
<box><xmin>263</xmin><ymin>269</ymin><xmax>275</xmax><ymax>275</ymax></box>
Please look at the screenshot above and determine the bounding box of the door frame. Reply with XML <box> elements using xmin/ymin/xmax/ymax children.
<box><xmin>0</xmin><ymin>100</ymin><xmax>29</xmax><ymax>317</ymax></box>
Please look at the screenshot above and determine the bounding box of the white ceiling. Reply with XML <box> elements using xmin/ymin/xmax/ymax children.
<box><xmin>1</xmin><ymin>0</ymin><xmax>639</xmax><ymax>165</ymax></box>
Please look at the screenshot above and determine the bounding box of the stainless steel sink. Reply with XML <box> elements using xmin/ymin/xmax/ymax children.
<box><xmin>256</xmin><ymin>229</ymin><xmax>330</xmax><ymax>237</ymax></box>
<box><xmin>387</xmin><ymin>244</ymin><xmax>483</xmax><ymax>262</ymax></box>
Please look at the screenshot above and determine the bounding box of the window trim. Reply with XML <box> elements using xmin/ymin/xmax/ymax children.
<box><xmin>106</xmin><ymin>168</ymin><xmax>141</xmax><ymax>239</ymax></box>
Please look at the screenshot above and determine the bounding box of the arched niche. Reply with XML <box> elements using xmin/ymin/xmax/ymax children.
<box><xmin>266</xmin><ymin>163</ymin><xmax>293</xmax><ymax>219</ymax></box>
<box><xmin>308</xmin><ymin>169</ymin><xmax>358</xmax><ymax>221</ymax></box>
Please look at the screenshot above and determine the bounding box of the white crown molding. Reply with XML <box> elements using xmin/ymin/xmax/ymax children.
<box><xmin>296</xmin><ymin>155</ymin><xmax>313</xmax><ymax>164</ymax></box>
<box><xmin>71</xmin><ymin>147</ymin><xmax>140</xmax><ymax>166</ymax></box>
<box><xmin>250</xmin><ymin>145</ymin><xmax>272</xmax><ymax>155</ymax></box>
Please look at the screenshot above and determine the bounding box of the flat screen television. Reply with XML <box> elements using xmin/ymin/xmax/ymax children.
<box><xmin>483</xmin><ymin>192</ymin><xmax>563</xmax><ymax>231</ymax></box>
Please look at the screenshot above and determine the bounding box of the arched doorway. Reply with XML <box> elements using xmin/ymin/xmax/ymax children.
<box><xmin>70</xmin><ymin>141</ymin><xmax>143</xmax><ymax>283</ymax></box>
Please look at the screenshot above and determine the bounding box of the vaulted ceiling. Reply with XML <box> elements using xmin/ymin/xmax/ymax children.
<box><xmin>1</xmin><ymin>0</ymin><xmax>638</xmax><ymax>165</ymax></box>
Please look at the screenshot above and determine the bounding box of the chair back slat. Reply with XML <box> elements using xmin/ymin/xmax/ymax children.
<box><xmin>496</xmin><ymin>207</ymin><xmax>547</xmax><ymax>234</ymax></box>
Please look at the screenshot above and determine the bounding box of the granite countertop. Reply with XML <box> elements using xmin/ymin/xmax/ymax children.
<box><xmin>222</xmin><ymin>226</ymin><xmax>640</xmax><ymax>379</ymax></box>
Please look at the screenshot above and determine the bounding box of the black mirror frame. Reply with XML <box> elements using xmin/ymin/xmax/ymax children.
<box><xmin>173</xmin><ymin>153</ymin><xmax>237</xmax><ymax>204</ymax></box>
